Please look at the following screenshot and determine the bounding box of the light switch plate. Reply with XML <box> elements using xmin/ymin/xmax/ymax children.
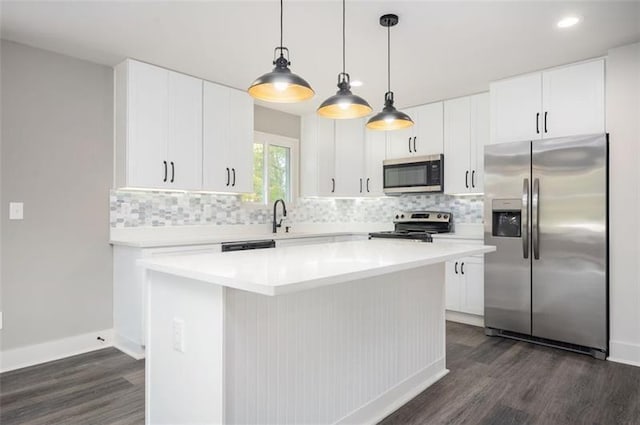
<box><xmin>9</xmin><ymin>202</ymin><xmax>23</xmax><ymax>220</ymax></box>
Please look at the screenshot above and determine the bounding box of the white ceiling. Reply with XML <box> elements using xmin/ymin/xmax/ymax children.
<box><xmin>2</xmin><ymin>1</ymin><xmax>639</xmax><ymax>116</ymax></box>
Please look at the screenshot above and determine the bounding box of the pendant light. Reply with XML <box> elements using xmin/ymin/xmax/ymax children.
<box><xmin>366</xmin><ymin>14</ymin><xmax>414</xmax><ymax>131</ymax></box>
<box><xmin>248</xmin><ymin>0</ymin><xmax>314</xmax><ymax>103</ymax></box>
<box><xmin>317</xmin><ymin>0</ymin><xmax>372</xmax><ymax>119</ymax></box>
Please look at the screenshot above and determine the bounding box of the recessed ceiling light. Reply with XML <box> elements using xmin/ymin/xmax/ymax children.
<box><xmin>557</xmin><ymin>16</ymin><xmax>581</xmax><ymax>28</ymax></box>
<box><xmin>351</xmin><ymin>80</ymin><xmax>363</xmax><ymax>87</ymax></box>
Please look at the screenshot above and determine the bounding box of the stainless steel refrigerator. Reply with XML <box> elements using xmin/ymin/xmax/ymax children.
<box><xmin>484</xmin><ymin>133</ymin><xmax>608</xmax><ymax>359</ymax></box>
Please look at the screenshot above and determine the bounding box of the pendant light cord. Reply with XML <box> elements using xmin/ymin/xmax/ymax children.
<box><xmin>342</xmin><ymin>0</ymin><xmax>346</xmax><ymax>75</ymax></box>
<box><xmin>280</xmin><ymin>0</ymin><xmax>284</xmax><ymax>53</ymax></box>
<box><xmin>387</xmin><ymin>23</ymin><xmax>391</xmax><ymax>93</ymax></box>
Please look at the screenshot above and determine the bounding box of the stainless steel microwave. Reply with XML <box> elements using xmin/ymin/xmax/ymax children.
<box><xmin>383</xmin><ymin>154</ymin><xmax>444</xmax><ymax>194</ymax></box>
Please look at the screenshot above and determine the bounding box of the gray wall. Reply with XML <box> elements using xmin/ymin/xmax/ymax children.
<box><xmin>254</xmin><ymin>105</ymin><xmax>300</xmax><ymax>139</ymax></box>
<box><xmin>1</xmin><ymin>40</ymin><xmax>113</xmax><ymax>350</ymax></box>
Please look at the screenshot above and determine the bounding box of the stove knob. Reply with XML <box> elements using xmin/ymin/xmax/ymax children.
<box><xmin>437</xmin><ymin>214</ymin><xmax>442</xmax><ymax>218</ymax></box>
<box><xmin>395</xmin><ymin>215</ymin><xmax>399</xmax><ymax>219</ymax></box>
<box><xmin>443</xmin><ymin>214</ymin><xmax>448</xmax><ymax>219</ymax></box>
<box><xmin>401</xmin><ymin>214</ymin><xmax>405</xmax><ymax>219</ymax></box>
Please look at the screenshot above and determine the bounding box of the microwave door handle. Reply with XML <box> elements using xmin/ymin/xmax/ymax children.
<box><xmin>532</xmin><ymin>178</ymin><xmax>540</xmax><ymax>260</ymax></box>
<box><xmin>522</xmin><ymin>178</ymin><xmax>529</xmax><ymax>259</ymax></box>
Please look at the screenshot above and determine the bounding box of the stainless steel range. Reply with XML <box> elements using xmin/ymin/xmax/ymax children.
<box><xmin>369</xmin><ymin>211</ymin><xmax>453</xmax><ymax>242</ymax></box>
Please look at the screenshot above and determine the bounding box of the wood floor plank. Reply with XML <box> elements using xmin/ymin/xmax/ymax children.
<box><xmin>1</xmin><ymin>323</ymin><xmax>639</xmax><ymax>425</ymax></box>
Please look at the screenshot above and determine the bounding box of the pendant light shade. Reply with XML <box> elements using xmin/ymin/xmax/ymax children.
<box><xmin>248</xmin><ymin>0</ymin><xmax>314</xmax><ymax>103</ymax></box>
<box><xmin>317</xmin><ymin>0</ymin><xmax>372</xmax><ymax>119</ymax></box>
<box><xmin>367</xmin><ymin>14</ymin><xmax>414</xmax><ymax>131</ymax></box>
<box><xmin>366</xmin><ymin>92</ymin><xmax>414</xmax><ymax>131</ymax></box>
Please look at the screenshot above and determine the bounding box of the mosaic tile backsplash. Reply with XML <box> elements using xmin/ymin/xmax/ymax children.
<box><xmin>110</xmin><ymin>190</ymin><xmax>484</xmax><ymax>228</ymax></box>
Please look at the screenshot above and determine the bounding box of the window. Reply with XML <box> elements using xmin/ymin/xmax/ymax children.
<box><xmin>243</xmin><ymin>132</ymin><xmax>298</xmax><ymax>205</ymax></box>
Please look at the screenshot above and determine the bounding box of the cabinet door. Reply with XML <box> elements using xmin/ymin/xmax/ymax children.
<box><xmin>415</xmin><ymin>102</ymin><xmax>444</xmax><ymax>155</ymax></box>
<box><xmin>461</xmin><ymin>257</ymin><xmax>484</xmax><ymax>316</ymax></box>
<box><xmin>445</xmin><ymin>260</ymin><xmax>461</xmax><ymax>311</ymax></box>
<box><xmin>334</xmin><ymin>119</ymin><xmax>365</xmax><ymax>196</ymax></box>
<box><xmin>300</xmin><ymin>114</ymin><xmax>318</xmax><ymax>197</ymax></box>
<box><xmin>317</xmin><ymin>118</ymin><xmax>337</xmax><ymax>196</ymax></box>
<box><xmin>385</xmin><ymin>106</ymin><xmax>416</xmax><ymax>159</ymax></box>
<box><xmin>490</xmin><ymin>73</ymin><xmax>542</xmax><ymax>144</ymax></box>
<box><xmin>203</xmin><ymin>81</ymin><xmax>232</xmax><ymax>192</ymax></box>
<box><xmin>542</xmin><ymin>59</ymin><xmax>605</xmax><ymax>139</ymax></box>
<box><xmin>167</xmin><ymin>71</ymin><xmax>202</xmax><ymax>190</ymax></box>
<box><xmin>469</xmin><ymin>93</ymin><xmax>490</xmax><ymax>194</ymax></box>
<box><xmin>444</xmin><ymin>96</ymin><xmax>471</xmax><ymax>195</ymax></box>
<box><xmin>364</xmin><ymin>130</ymin><xmax>386</xmax><ymax>196</ymax></box>
<box><xmin>127</xmin><ymin>60</ymin><xmax>169</xmax><ymax>189</ymax></box>
<box><xmin>228</xmin><ymin>89</ymin><xmax>254</xmax><ymax>193</ymax></box>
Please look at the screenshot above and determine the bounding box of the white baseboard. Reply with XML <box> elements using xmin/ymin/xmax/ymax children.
<box><xmin>608</xmin><ymin>340</ymin><xmax>640</xmax><ymax>367</ymax></box>
<box><xmin>336</xmin><ymin>358</ymin><xmax>448</xmax><ymax>425</ymax></box>
<box><xmin>446</xmin><ymin>310</ymin><xmax>484</xmax><ymax>327</ymax></box>
<box><xmin>0</xmin><ymin>328</ymin><xmax>114</xmax><ymax>373</ymax></box>
<box><xmin>113</xmin><ymin>334</ymin><xmax>145</xmax><ymax>360</ymax></box>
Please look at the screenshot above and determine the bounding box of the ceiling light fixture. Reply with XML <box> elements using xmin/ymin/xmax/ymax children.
<box><xmin>557</xmin><ymin>16</ymin><xmax>581</xmax><ymax>28</ymax></box>
<box><xmin>317</xmin><ymin>0</ymin><xmax>372</xmax><ymax>119</ymax></box>
<box><xmin>366</xmin><ymin>14</ymin><xmax>414</xmax><ymax>131</ymax></box>
<box><xmin>248</xmin><ymin>0</ymin><xmax>314</xmax><ymax>103</ymax></box>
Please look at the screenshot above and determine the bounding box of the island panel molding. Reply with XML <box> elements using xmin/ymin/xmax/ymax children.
<box><xmin>145</xmin><ymin>263</ymin><xmax>449</xmax><ymax>424</ymax></box>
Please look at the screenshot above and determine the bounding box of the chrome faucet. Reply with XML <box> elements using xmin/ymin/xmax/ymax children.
<box><xmin>272</xmin><ymin>199</ymin><xmax>287</xmax><ymax>234</ymax></box>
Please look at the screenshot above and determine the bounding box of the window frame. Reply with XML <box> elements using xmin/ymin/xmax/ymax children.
<box><xmin>245</xmin><ymin>131</ymin><xmax>299</xmax><ymax>206</ymax></box>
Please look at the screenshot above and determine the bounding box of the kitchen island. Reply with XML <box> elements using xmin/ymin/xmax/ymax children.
<box><xmin>139</xmin><ymin>239</ymin><xmax>495</xmax><ymax>425</ymax></box>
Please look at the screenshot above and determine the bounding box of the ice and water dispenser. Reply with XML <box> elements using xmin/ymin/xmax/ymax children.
<box><xmin>491</xmin><ymin>199</ymin><xmax>522</xmax><ymax>238</ymax></box>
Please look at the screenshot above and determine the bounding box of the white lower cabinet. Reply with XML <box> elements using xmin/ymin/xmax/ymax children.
<box><xmin>445</xmin><ymin>255</ymin><xmax>484</xmax><ymax>316</ymax></box>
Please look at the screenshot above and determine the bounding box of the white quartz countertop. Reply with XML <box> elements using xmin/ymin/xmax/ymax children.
<box><xmin>138</xmin><ymin>239</ymin><xmax>495</xmax><ymax>296</ymax></box>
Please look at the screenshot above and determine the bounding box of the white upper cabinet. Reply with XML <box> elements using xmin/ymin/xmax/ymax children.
<box><xmin>301</xmin><ymin>115</ymin><xmax>386</xmax><ymax>198</ymax></box>
<box><xmin>334</xmin><ymin>119</ymin><xmax>365</xmax><ymax>196</ymax></box>
<box><xmin>363</xmin><ymin>131</ymin><xmax>387</xmax><ymax>196</ymax></box>
<box><xmin>202</xmin><ymin>81</ymin><xmax>254</xmax><ymax>193</ymax></box>
<box><xmin>490</xmin><ymin>59</ymin><xmax>605</xmax><ymax>144</ymax></box>
<box><xmin>444</xmin><ymin>93</ymin><xmax>489</xmax><ymax>195</ymax></box>
<box><xmin>116</xmin><ymin>58</ymin><xmax>254</xmax><ymax>193</ymax></box>
<box><xmin>490</xmin><ymin>73</ymin><xmax>542</xmax><ymax>144</ymax></box>
<box><xmin>116</xmin><ymin>59</ymin><xmax>202</xmax><ymax>190</ymax></box>
<box><xmin>542</xmin><ymin>60</ymin><xmax>605</xmax><ymax>139</ymax></box>
<box><xmin>167</xmin><ymin>71</ymin><xmax>203</xmax><ymax>190</ymax></box>
<box><xmin>386</xmin><ymin>102</ymin><xmax>444</xmax><ymax>159</ymax></box>
<box><xmin>300</xmin><ymin>114</ymin><xmax>336</xmax><ymax>197</ymax></box>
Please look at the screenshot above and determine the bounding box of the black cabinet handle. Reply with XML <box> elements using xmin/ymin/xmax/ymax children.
<box><xmin>413</xmin><ymin>137</ymin><xmax>417</xmax><ymax>153</ymax></box>
<box><xmin>461</xmin><ymin>262</ymin><xmax>465</xmax><ymax>275</ymax></box>
<box><xmin>366</xmin><ymin>178</ymin><xmax>370</xmax><ymax>193</ymax></box>
<box><xmin>360</xmin><ymin>178</ymin><xmax>363</xmax><ymax>193</ymax></box>
<box><xmin>331</xmin><ymin>178</ymin><xmax>335</xmax><ymax>193</ymax></box>
<box><xmin>471</xmin><ymin>170</ymin><xmax>475</xmax><ymax>188</ymax></box>
<box><xmin>536</xmin><ymin>112</ymin><xmax>540</xmax><ymax>134</ymax></box>
<box><xmin>163</xmin><ymin>161</ymin><xmax>167</xmax><ymax>182</ymax></box>
<box><xmin>544</xmin><ymin>112</ymin><xmax>548</xmax><ymax>133</ymax></box>
<box><xmin>408</xmin><ymin>137</ymin><xmax>412</xmax><ymax>153</ymax></box>
<box><xmin>226</xmin><ymin>167</ymin><xmax>230</xmax><ymax>186</ymax></box>
<box><xmin>232</xmin><ymin>168</ymin><xmax>236</xmax><ymax>186</ymax></box>
<box><xmin>465</xmin><ymin>171</ymin><xmax>469</xmax><ymax>189</ymax></box>
<box><xmin>454</xmin><ymin>262</ymin><xmax>458</xmax><ymax>274</ymax></box>
<box><xmin>170</xmin><ymin>161</ymin><xmax>175</xmax><ymax>183</ymax></box>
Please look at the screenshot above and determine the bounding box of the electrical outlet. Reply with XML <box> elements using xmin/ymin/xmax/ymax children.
<box><xmin>172</xmin><ymin>318</ymin><xmax>185</xmax><ymax>353</ymax></box>
<box><xmin>9</xmin><ymin>202</ymin><xmax>23</xmax><ymax>220</ymax></box>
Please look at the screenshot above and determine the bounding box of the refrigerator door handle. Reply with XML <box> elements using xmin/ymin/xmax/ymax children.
<box><xmin>532</xmin><ymin>178</ymin><xmax>540</xmax><ymax>260</ymax></box>
<box><xmin>522</xmin><ymin>178</ymin><xmax>529</xmax><ymax>259</ymax></box>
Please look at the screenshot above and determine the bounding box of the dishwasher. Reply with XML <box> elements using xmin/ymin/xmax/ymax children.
<box><xmin>220</xmin><ymin>239</ymin><xmax>276</xmax><ymax>252</ymax></box>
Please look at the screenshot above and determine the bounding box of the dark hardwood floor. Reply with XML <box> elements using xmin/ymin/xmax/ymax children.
<box><xmin>1</xmin><ymin>322</ymin><xmax>638</xmax><ymax>425</ymax></box>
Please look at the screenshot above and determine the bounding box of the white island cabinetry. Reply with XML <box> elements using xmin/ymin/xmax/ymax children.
<box><xmin>140</xmin><ymin>240</ymin><xmax>494</xmax><ymax>425</ymax></box>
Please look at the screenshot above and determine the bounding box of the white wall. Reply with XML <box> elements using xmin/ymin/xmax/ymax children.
<box><xmin>0</xmin><ymin>41</ymin><xmax>114</xmax><ymax>353</ymax></box>
<box><xmin>607</xmin><ymin>42</ymin><xmax>640</xmax><ymax>366</ymax></box>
